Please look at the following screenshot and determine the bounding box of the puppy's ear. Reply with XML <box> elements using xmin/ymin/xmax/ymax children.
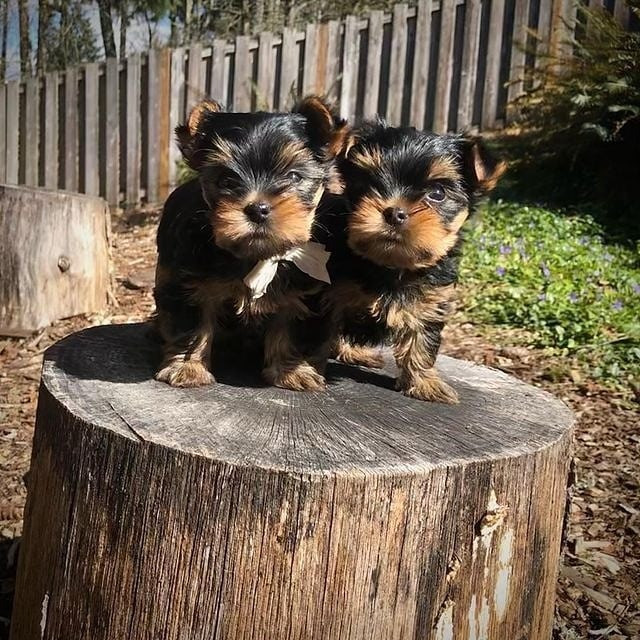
<box><xmin>463</xmin><ymin>138</ymin><xmax>507</xmax><ymax>195</ymax></box>
<box><xmin>176</xmin><ymin>99</ymin><xmax>223</xmax><ymax>169</ymax></box>
<box><xmin>293</xmin><ymin>95</ymin><xmax>353</xmax><ymax>157</ymax></box>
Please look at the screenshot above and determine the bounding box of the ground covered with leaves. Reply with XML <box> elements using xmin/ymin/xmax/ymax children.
<box><xmin>0</xmin><ymin>206</ymin><xmax>638</xmax><ymax>639</ymax></box>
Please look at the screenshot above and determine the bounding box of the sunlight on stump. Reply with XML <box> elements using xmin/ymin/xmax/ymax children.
<box><xmin>11</xmin><ymin>323</ymin><xmax>574</xmax><ymax>640</ymax></box>
<box><xmin>0</xmin><ymin>185</ymin><xmax>111</xmax><ymax>335</ymax></box>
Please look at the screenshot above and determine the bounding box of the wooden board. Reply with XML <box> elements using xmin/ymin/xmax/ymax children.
<box><xmin>257</xmin><ymin>32</ymin><xmax>274</xmax><ymax>110</ymax></box>
<box><xmin>457</xmin><ymin>0</ymin><xmax>481</xmax><ymax>131</ymax></box>
<box><xmin>279</xmin><ymin>28</ymin><xmax>298</xmax><ymax>109</ymax></box>
<box><xmin>340</xmin><ymin>15</ymin><xmax>360</xmax><ymax>121</ymax></box>
<box><xmin>363</xmin><ymin>11</ymin><xmax>384</xmax><ymax>120</ymax></box>
<box><xmin>233</xmin><ymin>36</ymin><xmax>252</xmax><ymax>111</ymax></box>
<box><xmin>325</xmin><ymin>20</ymin><xmax>341</xmax><ymax>103</ymax></box>
<box><xmin>209</xmin><ymin>40</ymin><xmax>226</xmax><ymax>106</ymax></box>
<box><xmin>10</xmin><ymin>322</ymin><xmax>574</xmax><ymax>640</ymax></box>
<box><xmin>387</xmin><ymin>4</ymin><xmax>408</xmax><ymax>126</ymax></box>
<box><xmin>0</xmin><ymin>84</ymin><xmax>5</xmax><ymax>184</ymax></box>
<box><xmin>146</xmin><ymin>49</ymin><xmax>160</xmax><ymax>204</ymax></box>
<box><xmin>0</xmin><ymin>186</ymin><xmax>110</xmax><ymax>333</ymax></box>
<box><xmin>64</xmin><ymin>69</ymin><xmax>78</xmax><ymax>192</ymax></box>
<box><xmin>5</xmin><ymin>82</ymin><xmax>18</xmax><ymax>185</ymax></box>
<box><xmin>481</xmin><ymin>0</ymin><xmax>507</xmax><ymax>129</ymax></box>
<box><xmin>84</xmin><ymin>63</ymin><xmax>100</xmax><ymax>196</ymax></box>
<box><xmin>169</xmin><ymin>47</ymin><xmax>185</xmax><ymax>188</ymax></box>
<box><xmin>44</xmin><ymin>73</ymin><xmax>59</xmax><ymax>189</ymax></box>
<box><xmin>186</xmin><ymin>43</ymin><xmax>203</xmax><ymax>110</ymax></box>
<box><xmin>126</xmin><ymin>54</ymin><xmax>141</xmax><ymax>205</ymax></box>
<box><xmin>432</xmin><ymin>0</ymin><xmax>456</xmax><ymax>133</ymax></box>
<box><xmin>24</xmin><ymin>78</ymin><xmax>39</xmax><ymax>187</ymax></box>
<box><xmin>302</xmin><ymin>23</ymin><xmax>318</xmax><ymax>96</ymax></box>
<box><xmin>409</xmin><ymin>0</ymin><xmax>432</xmax><ymax>129</ymax></box>
<box><xmin>104</xmin><ymin>58</ymin><xmax>120</xmax><ymax>206</ymax></box>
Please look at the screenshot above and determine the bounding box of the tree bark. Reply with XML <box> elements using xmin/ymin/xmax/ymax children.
<box><xmin>97</xmin><ymin>0</ymin><xmax>117</xmax><ymax>59</ymax></box>
<box><xmin>18</xmin><ymin>0</ymin><xmax>31</xmax><ymax>77</ymax></box>
<box><xmin>10</xmin><ymin>323</ymin><xmax>574</xmax><ymax>640</ymax></box>
<box><xmin>0</xmin><ymin>186</ymin><xmax>111</xmax><ymax>334</ymax></box>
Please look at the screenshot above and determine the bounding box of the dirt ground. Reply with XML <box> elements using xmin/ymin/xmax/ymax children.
<box><xmin>1</xmin><ymin>209</ymin><xmax>638</xmax><ymax>639</ymax></box>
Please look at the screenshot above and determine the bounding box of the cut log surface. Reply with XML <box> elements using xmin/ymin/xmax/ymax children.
<box><xmin>11</xmin><ymin>323</ymin><xmax>574</xmax><ymax>640</ymax></box>
<box><xmin>0</xmin><ymin>185</ymin><xmax>110</xmax><ymax>334</ymax></box>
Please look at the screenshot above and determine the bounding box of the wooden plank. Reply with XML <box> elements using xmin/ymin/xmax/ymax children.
<box><xmin>279</xmin><ymin>28</ymin><xmax>298</xmax><ymax>110</ymax></box>
<box><xmin>410</xmin><ymin>0</ymin><xmax>431</xmax><ymax>129</ymax></box>
<box><xmin>363</xmin><ymin>11</ymin><xmax>384</xmax><ymax>120</ymax></box>
<box><xmin>147</xmin><ymin>49</ymin><xmax>160</xmax><ymax>204</ymax></box>
<box><xmin>480</xmin><ymin>0</ymin><xmax>507</xmax><ymax>130</ymax></box>
<box><xmin>126</xmin><ymin>53</ymin><xmax>141</xmax><ymax>205</ymax></box>
<box><xmin>84</xmin><ymin>63</ymin><xmax>100</xmax><ymax>196</ymax></box>
<box><xmin>302</xmin><ymin>23</ymin><xmax>318</xmax><ymax>96</ymax></box>
<box><xmin>186</xmin><ymin>43</ymin><xmax>203</xmax><ymax>111</ymax></box>
<box><xmin>44</xmin><ymin>72</ymin><xmax>59</xmax><ymax>189</ymax></box>
<box><xmin>156</xmin><ymin>48</ymin><xmax>171</xmax><ymax>201</ymax></box>
<box><xmin>324</xmin><ymin>20</ymin><xmax>341</xmax><ymax>103</ymax></box>
<box><xmin>105</xmin><ymin>58</ymin><xmax>120</xmax><ymax>206</ymax></box>
<box><xmin>209</xmin><ymin>40</ymin><xmax>226</xmax><ymax>107</ymax></box>
<box><xmin>0</xmin><ymin>85</ymin><xmax>6</xmax><ymax>184</ymax></box>
<box><xmin>24</xmin><ymin>78</ymin><xmax>40</xmax><ymax>187</ymax></box>
<box><xmin>339</xmin><ymin>15</ymin><xmax>360</xmax><ymax>122</ymax></box>
<box><xmin>64</xmin><ymin>69</ymin><xmax>79</xmax><ymax>191</ymax></box>
<box><xmin>169</xmin><ymin>47</ymin><xmax>185</xmax><ymax>189</ymax></box>
<box><xmin>256</xmin><ymin>33</ymin><xmax>274</xmax><ymax>110</ymax></box>
<box><xmin>314</xmin><ymin>23</ymin><xmax>328</xmax><ymax>97</ymax></box>
<box><xmin>433</xmin><ymin>0</ymin><xmax>456</xmax><ymax>132</ymax></box>
<box><xmin>549</xmin><ymin>0</ymin><xmax>573</xmax><ymax>62</ymax></box>
<box><xmin>387</xmin><ymin>4</ymin><xmax>408</xmax><ymax>125</ymax></box>
<box><xmin>233</xmin><ymin>36</ymin><xmax>252</xmax><ymax>111</ymax></box>
<box><xmin>613</xmin><ymin>0</ymin><xmax>629</xmax><ymax>27</ymax></box>
<box><xmin>457</xmin><ymin>0</ymin><xmax>481</xmax><ymax>130</ymax></box>
<box><xmin>506</xmin><ymin>0</ymin><xmax>531</xmax><ymax>122</ymax></box>
<box><xmin>5</xmin><ymin>82</ymin><xmax>19</xmax><ymax>185</ymax></box>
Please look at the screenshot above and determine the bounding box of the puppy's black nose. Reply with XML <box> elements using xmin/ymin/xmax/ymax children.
<box><xmin>383</xmin><ymin>207</ymin><xmax>408</xmax><ymax>226</ymax></box>
<box><xmin>244</xmin><ymin>201</ymin><xmax>271</xmax><ymax>223</ymax></box>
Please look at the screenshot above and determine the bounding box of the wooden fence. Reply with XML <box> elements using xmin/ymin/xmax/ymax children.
<box><xmin>0</xmin><ymin>0</ymin><xmax>635</xmax><ymax>208</ymax></box>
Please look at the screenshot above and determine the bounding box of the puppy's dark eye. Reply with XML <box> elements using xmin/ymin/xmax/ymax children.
<box><xmin>426</xmin><ymin>184</ymin><xmax>446</xmax><ymax>202</ymax></box>
<box><xmin>288</xmin><ymin>171</ymin><xmax>303</xmax><ymax>184</ymax></box>
<box><xmin>217</xmin><ymin>175</ymin><xmax>236</xmax><ymax>189</ymax></box>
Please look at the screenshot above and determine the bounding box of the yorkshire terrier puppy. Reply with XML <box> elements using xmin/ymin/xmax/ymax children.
<box><xmin>323</xmin><ymin>122</ymin><xmax>505</xmax><ymax>403</ymax></box>
<box><xmin>154</xmin><ymin>96</ymin><xmax>348</xmax><ymax>390</ymax></box>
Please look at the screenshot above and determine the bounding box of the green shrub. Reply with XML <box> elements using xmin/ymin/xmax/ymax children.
<box><xmin>460</xmin><ymin>202</ymin><xmax>640</xmax><ymax>388</ymax></box>
<box><xmin>501</xmin><ymin>2</ymin><xmax>640</xmax><ymax>237</ymax></box>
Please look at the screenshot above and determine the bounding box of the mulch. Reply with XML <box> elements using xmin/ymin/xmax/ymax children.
<box><xmin>0</xmin><ymin>208</ymin><xmax>638</xmax><ymax>639</ymax></box>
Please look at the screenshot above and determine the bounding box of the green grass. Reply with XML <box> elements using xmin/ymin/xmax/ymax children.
<box><xmin>460</xmin><ymin>201</ymin><xmax>640</xmax><ymax>390</ymax></box>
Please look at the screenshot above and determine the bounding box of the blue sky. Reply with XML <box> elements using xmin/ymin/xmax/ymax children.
<box><xmin>3</xmin><ymin>1</ymin><xmax>171</xmax><ymax>80</ymax></box>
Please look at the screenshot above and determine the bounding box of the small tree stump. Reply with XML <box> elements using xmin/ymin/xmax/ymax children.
<box><xmin>0</xmin><ymin>185</ymin><xmax>111</xmax><ymax>334</ymax></box>
<box><xmin>11</xmin><ymin>323</ymin><xmax>574</xmax><ymax>640</ymax></box>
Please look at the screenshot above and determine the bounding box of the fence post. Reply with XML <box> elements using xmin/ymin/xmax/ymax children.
<box><xmin>44</xmin><ymin>73</ymin><xmax>59</xmax><ymax>189</ymax></box>
<box><xmin>105</xmin><ymin>58</ymin><xmax>120</xmax><ymax>206</ymax></box>
<box><xmin>84</xmin><ymin>63</ymin><xmax>100</xmax><ymax>197</ymax></box>
<box><xmin>24</xmin><ymin>78</ymin><xmax>39</xmax><ymax>187</ymax></box>
<box><xmin>0</xmin><ymin>84</ymin><xmax>5</xmax><ymax>184</ymax></box>
<box><xmin>233</xmin><ymin>36</ymin><xmax>252</xmax><ymax>111</ymax></box>
<box><xmin>279</xmin><ymin>28</ymin><xmax>298</xmax><ymax>110</ymax></box>
<box><xmin>481</xmin><ymin>0</ymin><xmax>507</xmax><ymax>129</ymax></box>
<box><xmin>64</xmin><ymin>69</ymin><xmax>79</xmax><ymax>192</ymax></box>
<box><xmin>387</xmin><ymin>4</ymin><xmax>408</xmax><ymax>126</ymax></box>
<box><xmin>169</xmin><ymin>47</ymin><xmax>185</xmax><ymax>190</ymax></box>
<box><xmin>125</xmin><ymin>53</ymin><xmax>141</xmax><ymax>206</ymax></box>
<box><xmin>186</xmin><ymin>43</ymin><xmax>204</xmax><ymax>111</ymax></box>
<box><xmin>339</xmin><ymin>15</ymin><xmax>359</xmax><ymax>122</ymax></box>
<box><xmin>410</xmin><ymin>1</ymin><xmax>431</xmax><ymax>130</ymax></box>
<box><xmin>433</xmin><ymin>0</ymin><xmax>456</xmax><ymax>133</ymax></box>
<box><xmin>457</xmin><ymin>0</ymin><xmax>481</xmax><ymax>131</ymax></box>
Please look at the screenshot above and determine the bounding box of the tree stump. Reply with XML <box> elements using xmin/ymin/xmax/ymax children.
<box><xmin>11</xmin><ymin>323</ymin><xmax>574</xmax><ymax>640</ymax></box>
<box><xmin>0</xmin><ymin>185</ymin><xmax>111</xmax><ymax>334</ymax></box>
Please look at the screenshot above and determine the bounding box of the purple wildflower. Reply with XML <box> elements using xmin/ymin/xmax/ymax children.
<box><xmin>499</xmin><ymin>244</ymin><xmax>512</xmax><ymax>255</ymax></box>
<box><xmin>578</xmin><ymin>236</ymin><xmax>589</xmax><ymax>246</ymax></box>
<box><xmin>612</xmin><ymin>300</ymin><xmax>623</xmax><ymax>311</ymax></box>
<box><xmin>496</xmin><ymin>266</ymin><xmax>506</xmax><ymax>277</ymax></box>
<box><xmin>632</xmin><ymin>283</ymin><xmax>640</xmax><ymax>295</ymax></box>
<box><xmin>568</xmin><ymin>292</ymin><xmax>579</xmax><ymax>303</ymax></box>
<box><xmin>540</xmin><ymin>263</ymin><xmax>551</xmax><ymax>279</ymax></box>
<box><xmin>538</xmin><ymin>293</ymin><xmax>547</xmax><ymax>302</ymax></box>
<box><xmin>603</xmin><ymin>252</ymin><xmax>613</xmax><ymax>262</ymax></box>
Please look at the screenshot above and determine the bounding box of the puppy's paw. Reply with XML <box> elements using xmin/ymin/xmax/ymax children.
<box><xmin>155</xmin><ymin>360</ymin><xmax>215</xmax><ymax>387</ymax></box>
<box><xmin>264</xmin><ymin>362</ymin><xmax>326</xmax><ymax>392</ymax></box>
<box><xmin>397</xmin><ymin>375</ymin><xmax>459</xmax><ymax>404</ymax></box>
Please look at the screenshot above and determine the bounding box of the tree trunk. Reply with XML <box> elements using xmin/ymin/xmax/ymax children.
<box><xmin>0</xmin><ymin>185</ymin><xmax>111</xmax><ymax>334</ymax></box>
<box><xmin>97</xmin><ymin>0</ymin><xmax>117</xmax><ymax>59</ymax></box>
<box><xmin>18</xmin><ymin>0</ymin><xmax>31</xmax><ymax>77</ymax></box>
<box><xmin>10</xmin><ymin>323</ymin><xmax>574</xmax><ymax>640</ymax></box>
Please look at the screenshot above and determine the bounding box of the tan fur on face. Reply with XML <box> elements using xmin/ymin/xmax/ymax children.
<box><xmin>349</xmin><ymin>146</ymin><xmax>383</xmax><ymax>172</ymax></box>
<box><xmin>348</xmin><ymin>196</ymin><xmax>467</xmax><ymax>270</ymax></box>
<box><xmin>210</xmin><ymin>192</ymin><xmax>314</xmax><ymax>259</ymax></box>
<box><xmin>427</xmin><ymin>156</ymin><xmax>460</xmax><ymax>181</ymax></box>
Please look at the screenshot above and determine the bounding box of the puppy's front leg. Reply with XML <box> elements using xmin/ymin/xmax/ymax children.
<box><xmin>154</xmin><ymin>289</ymin><xmax>215</xmax><ymax>387</ymax></box>
<box><xmin>263</xmin><ymin>316</ymin><xmax>326</xmax><ymax>392</ymax></box>
<box><xmin>392</xmin><ymin>322</ymin><xmax>458</xmax><ymax>404</ymax></box>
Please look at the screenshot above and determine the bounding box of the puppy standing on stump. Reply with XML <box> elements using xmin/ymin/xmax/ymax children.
<box><xmin>154</xmin><ymin>97</ymin><xmax>347</xmax><ymax>391</ymax></box>
<box><xmin>324</xmin><ymin>123</ymin><xmax>506</xmax><ymax>403</ymax></box>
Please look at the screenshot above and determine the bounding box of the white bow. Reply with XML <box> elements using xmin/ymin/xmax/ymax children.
<box><xmin>243</xmin><ymin>242</ymin><xmax>331</xmax><ymax>299</ymax></box>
